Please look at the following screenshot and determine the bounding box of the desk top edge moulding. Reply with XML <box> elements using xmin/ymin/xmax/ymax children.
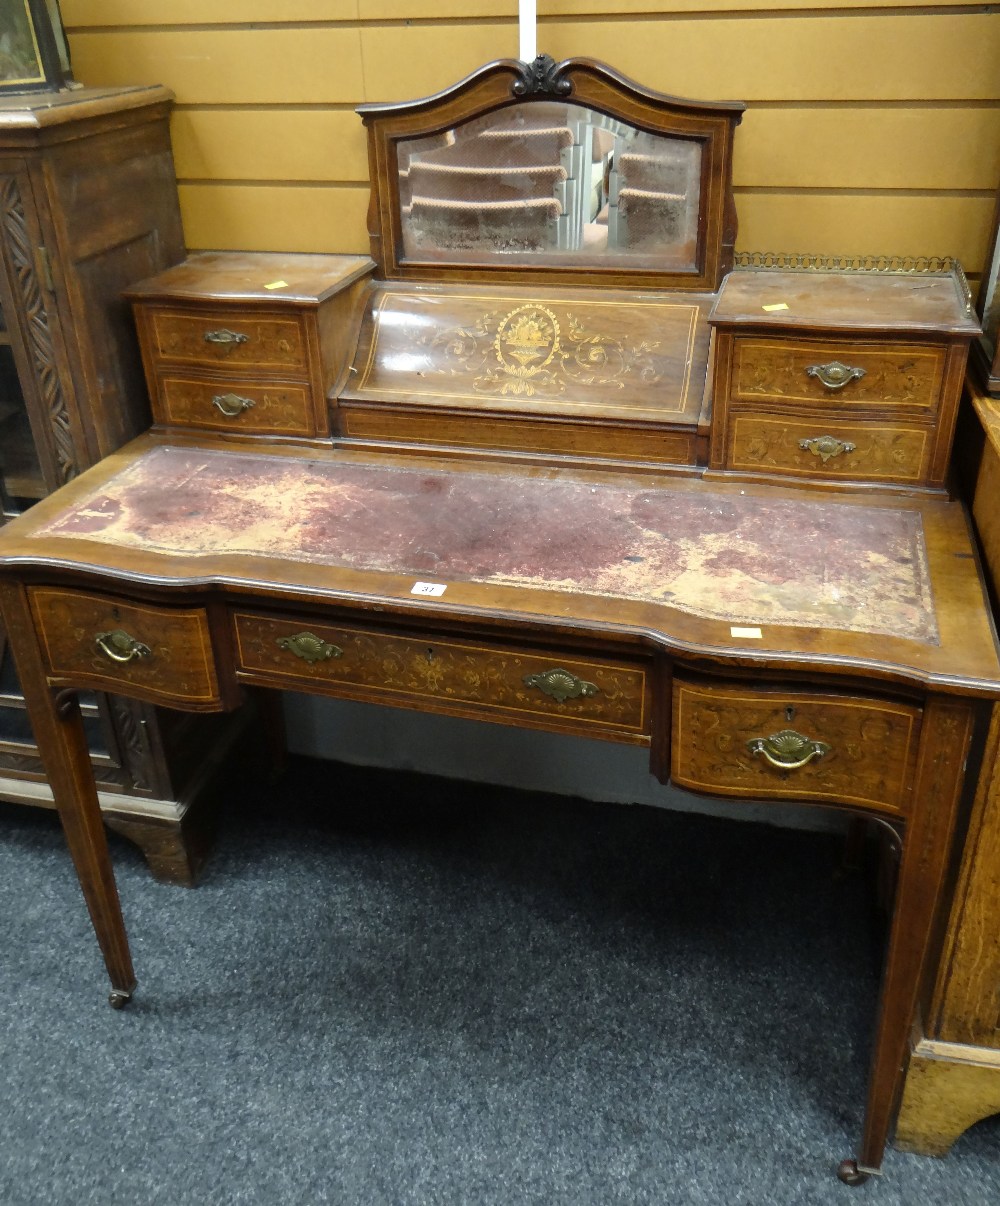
<box><xmin>1</xmin><ymin>53</ymin><xmax>998</xmax><ymax>1188</ymax></box>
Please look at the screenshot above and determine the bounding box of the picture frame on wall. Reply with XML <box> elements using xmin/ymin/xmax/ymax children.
<box><xmin>0</xmin><ymin>0</ymin><xmax>73</xmax><ymax>94</ymax></box>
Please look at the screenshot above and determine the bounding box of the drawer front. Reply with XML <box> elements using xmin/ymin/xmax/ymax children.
<box><xmin>157</xmin><ymin>375</ymin><xmax>315</xmax><ymax>436</ymax></box>
<box><xmin>671</xmin><ymin>676</ymin><xmax>920</xmax><ymax>814</ymax></box>
<box><xmin>29</xmin><ymin>588</ymin><xmax>221</xmax><ymax>706</ymax></box>
<box><xmin>727</xmin><ymin>412</ymin><xmax>930</xmax><ymax>483</ymax></box>
<box><xmin>234</xmin><ymin>613</ymin><xmax>649</xmax><ymax>738</ymax></box>
<box><xmin>731</xmin><ymin>336</ymin><xmax>946</xmax><ymax>413</ymax></box>
<box><xmin>150</xmin><ymin>308</ymin><xmax>308</xmax><ymax>372</ymax></box>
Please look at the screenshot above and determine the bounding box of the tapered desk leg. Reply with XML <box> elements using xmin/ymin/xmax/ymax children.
<box><xmin>838</xmin><ymin>696</ymin><xmax>975</xmax><ymax>1185</ymax></box>
<box><xmin>0</xmin><ymin>583</ymin><xmax>136</xmax><ymax>1008</ymax></box>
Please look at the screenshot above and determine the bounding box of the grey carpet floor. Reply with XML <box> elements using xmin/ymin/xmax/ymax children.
<box><xmin>2</xmin><ymin>756</ymin><xmax>999</xmax><ymax>1206</ymax></box>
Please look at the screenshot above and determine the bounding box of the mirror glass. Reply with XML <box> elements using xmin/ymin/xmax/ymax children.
<box><xmin>397</xmin><ymin>101</ymin><xmax>704</xmax><ymax>271</ymax></box>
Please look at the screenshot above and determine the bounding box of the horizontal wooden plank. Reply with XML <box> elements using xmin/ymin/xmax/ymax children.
<box><xmin>735</xmin><ymin>194</ymin><xmax>995</xmax><ymax>272</ymax></box>
<box><xmin>61</xmin><ymin>0</ymin><xmax>987</xmax><ymax>25</ymax></box>
<box><xmin>68</xmin><ymin>29</ymin><xmax>365</xmax><ymax>104</ymax></box>
<box><xmin>736</xmin><ymin>107</ymin><xmax>1000</xmax><ymax>191</ymax></box>
<box><xmin>177</xmin><ymin>181</ymin><xmax>994</xmax><ymax>274</ymax></box>
<box><xmin>170</xmin><ymin>105</ymin><xmax>1000</xmax><ymax>192</ymax></box>
<box><xmin>62</xmin><ymin>2</ymin><xmax>361</xmax><ymax>23</ymax></box>
<box><xmin>171</xmin><ymin>110</ymin><xmax>370</xmax><ymax>182</ymax></box>
<box><xmin>358</xmin><ymin>15</ymin><xmax>1000</xmax><ymax>102</ymax></box>
<box><xmin>67</xmin><ymin>17</ymin><xmax>1000</xmax><ymax>105</ymax></box>
<box><xmin>177</xmin><ymin>183</ymin><xmax>371</xmax><ymax>253</ymax></box>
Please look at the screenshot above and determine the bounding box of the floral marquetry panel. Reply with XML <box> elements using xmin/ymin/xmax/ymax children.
<box><xmin>671</xmin><ymin>676</ymin><xmax>922</xmax><ymax>814</ymax></box>
<box><xmin>727</xmin><ymin>415</ymin><xmax>930</xmax><ymax>484</ymax></box>
<box><xmin>233</xmin><ymin>612</ymin><xmax>650</xmax><ymax>742</ymax></box>
<box><xmin>343</xmin><ymin>282</ymin><xmax>711</xmax><ymax>424</ymax></box>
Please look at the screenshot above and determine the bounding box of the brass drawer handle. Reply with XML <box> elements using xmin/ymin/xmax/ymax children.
<box><xmin>277</xmin><ymin>633</ymin><xmax>343</xmax><ymax>664</ymax></box>
<box><xmin>212</xmin><ymin>392</ymin><xmax>256</xmax><ymax>418</ymax></box>
<box><xmin>204</xmin><ymin>328</ymin><xmax>249</xmax><ymax>346</ymax></box>
<box><xmin>798</xmin><ymin>434</ymin><xmax>856</xmax><ymax>463</ymax></box>
<box><xmin>523</xmin><ymin>668</ymin><xmax>599</xmax><ymax>704</ymax></box>
<box><xmin>95</xmin><ymin>629</ymin><xmax>152</xmax><ymax>664</ymax></box>
<box><xmin>747</xmin><ymin>729</ymin><xmax>831</xmax><ymax>771</ymax></box>
<box><xmin>805</xmin><ymin>360</ymin><xmax>866</xmax><ymax>390</ymax></box>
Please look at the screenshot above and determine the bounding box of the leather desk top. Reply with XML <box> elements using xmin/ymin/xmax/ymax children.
<box><xmin>3</xmin><ymin>433</ymin><xmax>998</xmax><ymax>696</ymax></box>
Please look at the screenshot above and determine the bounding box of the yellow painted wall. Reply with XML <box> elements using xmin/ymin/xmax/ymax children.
<box><xmin>61</xmin><ymin>2</ymin><xmax>1000</xmax><ymax>277</ymax></box>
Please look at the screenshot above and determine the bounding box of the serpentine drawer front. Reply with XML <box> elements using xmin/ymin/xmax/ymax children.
<box><xmin>149</xmin><ymin>309</ymin><xmax>309</xmax><ymax>372</ymax></box>
<box><xmin>28</xmin><ymin>587</ymin><xmax>222</xmax><ymax>708</ymax></box>
<box><xmin>670</xmin><ymin>675</ymin><xmax>922</xmax><ymax>814</ymax></box>
<box><xmin>729</xmin><ymin>337</ymin><xmax>945</xmax><ymax>413</ymax></box>
<box><xmin>158</xmin><ymin>375</ymin><xmax>314</xmax><ymax>436</ymax></box>
<box><xmin>727</xmin><ymin>412</ymin><xmax>929</xmax><ymax>484</ymax></box>
<box><xmin>233</xmin><ymin>612</ymin><xmax>650</xmax><ymax>741</ymax></box>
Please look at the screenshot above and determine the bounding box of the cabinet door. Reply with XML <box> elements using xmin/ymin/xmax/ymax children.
<box><xmin>0</xmin><ymin>162</ymin><xmax>87</xmax><ymax>509</ymax></box>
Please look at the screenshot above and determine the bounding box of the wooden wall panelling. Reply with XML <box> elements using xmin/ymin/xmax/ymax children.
<box><xmin>61</xmin><ymin>6</ymin><xmax>1000</xmax><ymax>267</ymax></box>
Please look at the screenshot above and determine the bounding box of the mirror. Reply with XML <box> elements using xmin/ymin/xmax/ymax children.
<box><xmin>396</xmin><ymin>101</ymin><xmax>704</xmax><ymax>271</ymax></box>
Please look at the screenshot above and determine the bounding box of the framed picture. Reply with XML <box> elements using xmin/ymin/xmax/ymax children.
<box><xmin>0</xmin><ymin>0</ymin><xmax>73</xmax><ymax>94</ymax></box>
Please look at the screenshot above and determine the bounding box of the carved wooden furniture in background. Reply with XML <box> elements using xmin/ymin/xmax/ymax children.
<box><xmin>0</xmin><ymin>85</ymin><xmax>249</xmax><ymax>884</ymax></box>
<box><xmin>893</xmin><ymin>374</ymin><xmax>1000</xmax><ymax>1155</ymax></box>
<box><xmin>1</xmin><ymin>58</ymin><xmax>997</xmax><ymax>1186</ymax></box>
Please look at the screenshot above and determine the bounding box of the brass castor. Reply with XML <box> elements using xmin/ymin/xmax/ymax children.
<box><xmin>108</xmin><ymin>990</ymin><xmax>132</xmax><ymax>1010</ymax></box>
<box><xmin>837</xmin><ymin>1159</ymin><xmax>871</xmax><ymax>1186</ymax></box>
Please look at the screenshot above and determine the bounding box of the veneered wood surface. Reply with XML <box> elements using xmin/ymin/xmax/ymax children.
<box><xmin>343</xmin><ymin>283</ymin><xmax>711</xmax><ymax>424</ymax></box>
<box><xmin>730</xmin><ymin>337</ymin><xmax>946</xmax><ymax>412</ymax></box>
<box><xmin>234</xmin><ymin>611</ymin><xmax>650</xmax><ymax>741</ymax></box>
<box><xmin>149</xmin><ymin>310</ymin><xmax>309</xmax><ymax>371</ymax></box>
<box><xmin>671</xmin><ymin>675</ymin><xmax>920</xmax><ymax>814</ymax></box>
<box><xmin>711</xmin><ymin>270</ymin><xmax>978</xmax><ymax>335</ymax></box>
<box><xmin>725</xmin><ymin>414</ymin><xmax>930</xmax><ymax>484</ymax></box>
<box><xmin>125</xmin><ymin>251</ymin><xmax>374</xmax><ymax>306</ymax></box>
<box><xmin>29</xmin><ymin>587</ymin><xmax>222</xmax><ymax>708</ymax></box>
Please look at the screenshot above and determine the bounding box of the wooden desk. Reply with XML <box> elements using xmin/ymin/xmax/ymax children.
<box><xmin>0</xmin><ymin>431</ymin><xmax>998</xmax><ymax>1184</ymax></box>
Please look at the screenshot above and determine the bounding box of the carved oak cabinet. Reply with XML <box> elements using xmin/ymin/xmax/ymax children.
<box><xmin>0</xmin><ymin>85</ymin><xmax>247</xmax><ymax>884</ymax></box>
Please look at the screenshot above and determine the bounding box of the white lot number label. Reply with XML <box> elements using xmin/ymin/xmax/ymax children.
<box><xmin>411</xmin><ymin>581</ymin><xmax>447</xmax><ymax>597</ymax></box>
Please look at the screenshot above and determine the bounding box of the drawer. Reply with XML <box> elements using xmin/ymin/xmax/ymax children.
<box><xmin>148</xmin><ymin>308</ymin><xmax>308</xmax><ymax>373</ymax></box>
<box><xmin>730</xmin><ymin>336</ymin><xmax>946</xmax><ymax>413</ymax></box>
<box><xmin>671</xmin><ymin>676</ymin><xmax>921</xmax><ymax>814</ymax></box>
<box><xmin>726</xmin><ymin>412</ymin><xmax>930</xmax><ymax>484</ymax></box>
<box><xmin>156</xmin><ymin>375</ymin><xmax>316</xmax><ymax>436</ymax></box>
<box><xmin>29</xmin><ymin>587</ymin><xmax>222</xmax><ymax>707</ymax></box>
<box><xmin>234</xmin><ymin>613</ymin><xmax>650</xmax><ymax>740</ymax></box>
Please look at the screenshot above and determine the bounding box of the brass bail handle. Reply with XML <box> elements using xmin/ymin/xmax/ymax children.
<box><xmin>747</xmin><ymin>729</ymin><xmax>831</xmax><ymax>771</ymax></box>
<box><xmin>204</xmin><ymin>329</ymin><xmax>249</xmax><ymax>346</ymax></box>
<box><xmin>212</xmin><ymin>393</ymin><xmax>256</xmax><ymax>418</ymax></box>
<box><xmin>95</xmin><ymin>629</ymin><xmax>152</xmax><ymax>664</ymax></box>
<box><xmin>805</xmin><ymin>360</ymin><xmax>866</xmax><ymax>390</ymax></box>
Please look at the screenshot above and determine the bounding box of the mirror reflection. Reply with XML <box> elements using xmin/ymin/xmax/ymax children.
<box><xmin>397</xmin><ymin>101</ymin><xmax>703</xmax><ymax>271</ymax></box>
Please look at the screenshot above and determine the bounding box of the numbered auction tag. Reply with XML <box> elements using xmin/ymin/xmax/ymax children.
<box><xmin>264</xmin><ymin>280</ymin><xmax>288</xmax><ymax>290</ymax></box>
<box><xmin>411</xmin><ymin>581</ymin><xmax>447</xmax><ymax>597</ymax></box>
<box><xmin>730</xmin><ymin>626</ymin><xmax>763</xmax><ymax>639</ymax></box>
<box><xmin>761</xmin><ymin>302</ymin><xmax>789</xmax><ymax>312</ymax></box>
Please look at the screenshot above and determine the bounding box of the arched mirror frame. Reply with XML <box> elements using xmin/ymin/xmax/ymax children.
<box><xmin>359</xmin><ymin>56</ymin><xmax>745</xmax><ymax>293</ymax></box>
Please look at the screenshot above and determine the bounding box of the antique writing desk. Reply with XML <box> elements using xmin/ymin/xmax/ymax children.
<box><xmin>2</xmin><ymin>57</ymin><xmax>999</xmax><ymax>1184</ymax></box>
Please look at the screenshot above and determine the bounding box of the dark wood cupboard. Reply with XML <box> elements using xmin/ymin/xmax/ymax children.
<box><xmin>0</xmin><ymin>83</ymin><xmax>248</xmax><ymax>885</ymax></box>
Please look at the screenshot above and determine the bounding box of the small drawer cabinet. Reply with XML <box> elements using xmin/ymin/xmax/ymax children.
<box><xmin>127</xmin><ymin>252</ymin><xmax>374</xmax><ymax>440</ymax></box>
<box><xmin>707</xmin><ymin>265</ymin><xmax>979</xmax><ymax>489</ymax></box>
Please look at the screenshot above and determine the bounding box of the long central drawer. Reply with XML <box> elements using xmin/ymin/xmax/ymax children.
<box><xmin>233</xmin><ymin>612</ymin><xmax>651</xmax><ymax>742</ymax></box>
